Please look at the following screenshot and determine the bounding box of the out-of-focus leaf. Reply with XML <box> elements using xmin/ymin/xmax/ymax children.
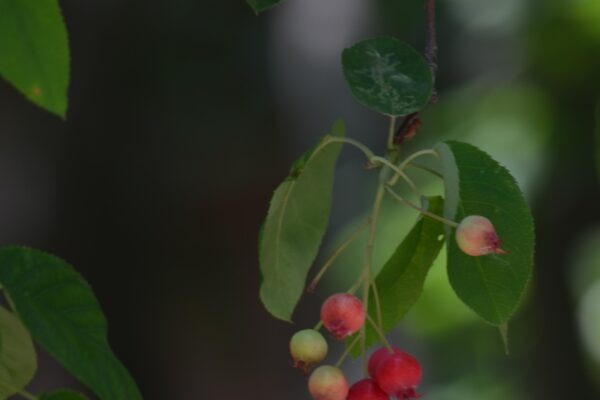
<box><xmin>259</xmin><ymin>120</ymin><xmax>345</xmax><ymax>321</ymax></box>
<box><xmin>0</xmin><ymin>0</ymin><xmax>69</xmax><ymax>117</ymax></box>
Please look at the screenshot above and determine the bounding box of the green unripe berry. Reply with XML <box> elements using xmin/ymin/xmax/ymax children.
<box><xmin>308</xmin><ymin>365</ymin><xmax>349</xmax><ymax>400</ymax></box>
<box><xmin>290</xmin><ymin>329</ymin><xmax>328</xmax><ymax>371</ymax></box>
<box><xmin>455</xmin><ymin>215</ymin><xmax>507</xmax><ymax>256</ymax></box>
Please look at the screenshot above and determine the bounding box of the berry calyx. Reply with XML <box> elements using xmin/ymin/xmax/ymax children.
<box><xmin>368</xmin><ymin>346</ymin><xmax>403</xmax><ymax>377</ymax></box>
<box><xmin>308</xmin><ymin>365</ymin><xmax>349</xmax><ymax>400</ymax></box>
<box><xmin>320</xmin><ymin>293</ymin><xmax>366</xmax><ymax>340</ymax></box>
<box><xmin>289</xmin><ymin>329</ymin><xmax>328</xmax><ymax>372</ymax></box>
<box><xmin>455</xmin><ymin>215</ymin><xmax>508</xmax><ymax>256</ymax></box>
<box><xmin>374</xmin><ymin>351</ymin><xmax>422</xmax><ymax>399</ymax></box>
<box><xmin>348</xmin><ymin>379</ymin><xmax>388</xmax><ymax>400</ymax></box>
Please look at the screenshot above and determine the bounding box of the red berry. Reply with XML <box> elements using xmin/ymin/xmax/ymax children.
<box><xmin>308</xmin><ymin>365</ymin><xmax>349</xmax><ymax>400</ymax></box>
<box><xmin>368</xmin><ymin>346</ymin><xmax>403</xmax><ymax>377</ymax></box>
<box><xmin>348</xmin><ymin>379</ymin><xmax>388</xmax><ymax>400</ymax></box>
<box><xmin>374</xmin><ymin>351</ymin><xmax>422</xmax><ymax>399</ymax></box>
<box><xmin>290</xmin><ymin>329</ymin><xmax>328</xmax><ymax>372</ymax></box>
<box><xmin>320</xmin><ymin>293</ymin><xmax>366</xmax><ymax>340</ymax></box>
<box><xmin>455</xmin><ymin>215</ymin><xmax>507</xmax><ymax>256</ymax></box>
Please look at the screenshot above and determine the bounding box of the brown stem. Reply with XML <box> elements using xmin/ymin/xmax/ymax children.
<box><xmin>425</xmin><ymin>0</ymin><xmax>438</xmax><ymax>100</ymax></box>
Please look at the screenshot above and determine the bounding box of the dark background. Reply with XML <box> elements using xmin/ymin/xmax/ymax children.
<box><xmin>1</xmin><ymin>0</ymin><xmax>600</xmax><ymax>398</ymax></box>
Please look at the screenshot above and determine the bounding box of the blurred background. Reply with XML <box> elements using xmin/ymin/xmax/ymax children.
<box><xmin>1</xmin><ymin>0</ymin><xmax>600</xmax><ymax>398</ymax></box>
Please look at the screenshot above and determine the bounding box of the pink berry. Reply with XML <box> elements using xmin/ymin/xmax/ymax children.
<box><xmin>374</xmin><ymin>351</ymin><xmax>422</xmax><ymax>399</ymax></box>
<box><xmin>320</xmin><ymin>293</ymin><xmax>366</xmax><ymax>340</ymax></box>
<box><xmin>290</xmin><ymin>329</ymin><xmax>328</xmax><ymax>372</ymax></box>
<box><xmin>348</xmin><ymin>379</ymin><xmax>388</xmax><ymax>400</ymax></box>
<box><xmin>308</xmin><ymin>365</ymin><xmax>349</xmax><ymax>400</ymax></box>
<box><xmin>455</xmin><ymin>215</ymin><xmax>508</xmax><ymax>256</ymax></box>
<box><xmin>368</xmin><ymin>346</ymin><xmax>404</xmax><ymax>377</ymax></box>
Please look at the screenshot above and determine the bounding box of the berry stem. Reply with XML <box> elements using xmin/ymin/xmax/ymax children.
<box><xmin>307</xmin><ymin>220</ymin><xmax>369</xmax><ymax>293</ymax></box>
<box><xmin>387</xmin><ymin>116</ymin><xmax>398</xmax><ymax>152</ymax></box>
<box><xmin>387</xmin><ymin>148</ymin><xmax>439</xmax><ymax>187</ymax></box>
<box><xmin>329</xmin><ymin>137</ymin><xmax>376</xmax><ymax>161</ymax></box>
<box><xmin>313</xmin><ymin>320</ymin><xmax>323</xmax><ymax>331</ymax></box>
<box><xmin>406</xmin><ymin>161</ymin><xmax>443</xmax><ymax>179</ymax></box>
<box><xmin>385</xmin><ymin>186</ymin><xmax>459</xmax><ymax>228</ymax></box>
<box><xmin>365</xmin><ymin>313</ymin><xmax>394</xmax><ymax>353</ymax></box>
<box><xmin>370</xmin><ymin>281</ymin><xmax>385</xmax><ymax>344</ymax></box>
<box><xmin>371</xmin><ymin>156</ymin><xmax>423</xmax><ymax>198</ymax></box>
<box><xmin>360</xmin><ymin>184</ymin><xmax>386</xmax><ymax>375</ymax></box>
<box><xmin>335</xmin><ymin>334</ymin><xmax>361</xmax><ymax>368</ymax></box>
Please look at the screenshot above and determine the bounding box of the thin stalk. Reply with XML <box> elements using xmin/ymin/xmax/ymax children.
<box><xmin>360</xmin><ymin>185</ymin><xmax>386</xmax><ymax>375</ymax></box>
<box><xmin>365</xmin><ymin>313</ymin><xmax>393</xmax><ymax>352</ymax></box>
<box><xmin>329</xmin><ymin>137</ymin><xmax>376</xmax><ymax>161</ymax></box>
<box><xmin>388</xmin><ymin>148</ymin><xmax>440</xmax><ymax>186</ymax></box>
<box><xmin>387</xmin><ymin>116</ymin><xmax>397</xmax><ymax>152</ymax></box>
<box><xmin>313</xmin><ymin>320</ymin><xmax>323</xmax><ymax>331</ymax></box>
<box><xmin>371</xmin><ymin>281</ymin><xmax>384</xmax><ymax>344</ymax></box>
<box><xmin>407</xmin><ymin>162</ymin><xmax>443</xmax><ymax>179</ymax></box>
<box><xmin>371</xmin><ymin>156</ymin><xmax>424</xmax><ymax>198</ymax></box>
<box><xmin>335</xmin><ymin>335</ymin><xmax>361</xmax><ymax>368</ymax></box>
<box><xmin>307</xmin><ymin>220</ymin><xmax>369</xmax><ymax>293</ymax></box>
<box><xmin>386</xmin><ymin>186</ymin><xmax>459</xmax><ymax>228</ymax></box>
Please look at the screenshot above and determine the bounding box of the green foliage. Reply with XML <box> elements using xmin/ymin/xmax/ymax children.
<box><xmin>247</xmin><ymin>0</ymin><xmax>283</xmax><ymax>14</ymax></box>
<box><xmin>436</xmin><ymin>141</ymin><xmax>535</xmax><ymax>326</ymax></box>
<box><xmin>39</xmin><ymin>390</ymin><xmax>88</xmax><ymax>400</ymax></box>
<box><xmin>342</xmin><ymin>37</ymin><xmax>433</xmax><ymax>116</ymax></box>
<box><xmin>350</xmin><ymin>197</ymin><xmax>446</xmax><ymax>355</ymax></box>
<box><xmin>0</xmin><ymin>247</ymin><xmax>141</xmax><ymax>400</ymax></box>
<box><xmin>0</xmin><ymin>0</ymin><xmax>70</xmax><ymax>117</ymax></box>
<box><xmin>0</xmin><ymin>305</ymin><xmax>36</xmax><ymax>399</ymax></box>
<box><xmin>259</xmin><ymin>120</ymin><xmax>345</xmax><ymax>321</ymax></box>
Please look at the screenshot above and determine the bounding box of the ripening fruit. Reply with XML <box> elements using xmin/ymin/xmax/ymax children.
<box><xmin>308</xmin><ymin>365</ymin><xmax>349</xmax><ymax>400</ymax></box>
<box><xmin>290</xmin><ymin>329</ymin><xmax>328</xmax><ymax>371</ymax></box>
<box><xmin>374</xmin><ymin>351</ymin><xmax>422</xmax><ymax>399</ymax></box>
<box><xmin>320</xmin><ymin>293</ymin><xmax>366</xmax><ymax>340</ymax></box>
<box><xmin>455</xmin><ymin>215</ymin><xmax>508</xmax><ymax>256</ymax></box>
<box><xmin>347</xmin><ymin>378</ymin><xmax>388</xmax><ymax>400</ymax></box>
<box><xmin>368</xmin><ymin>346</ymin><xmax>403</xmax><ymax>377</ymax></box>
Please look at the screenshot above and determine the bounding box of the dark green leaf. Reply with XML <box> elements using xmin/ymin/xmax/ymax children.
<box><xmin>247</xmin><ymin>0</ymin><xmax>283</xmax><ymax>14</ymax></box>
<box><xmin>259</xmin><ymin>120</ymin><xmax>345</xmax><ymax>321</ymax></box>
<box><xmin>349</xmin><ymin>197</ymin><xmax>445</xmax><ymax>355</ymax></box>
<box><xmin>342</xmin><ymin>37</ymin><xmax>432</xmax><ymax>116</ymax></box>
<box><xmin>0</xmin><ymin>247</ymin><xmax>141</xmax><ymax>400</ymax></box>
<box><xmin>0</xmin><ymin>304</ymin><xmax>36</xmax><ymax>398</ymax></box>
<box><xmin>436</xmin><ymin>141</ymin><xmax>535</xmax><ymax>325</ymax></box>
<box><xmin>39</xmin><ymin>390</ymin><xmax>88</xmax><ymax>400</ymax></box>
<box><xmin>0</xmin><ymin>0</ymin><xmax>70</xmax><ymax>117</ymax></box>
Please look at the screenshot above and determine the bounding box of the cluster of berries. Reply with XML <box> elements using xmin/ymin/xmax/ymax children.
<box><xmin>290</xmin><ymin>293</ymin><xmax>422</xmax><ymax>400</ymax></box>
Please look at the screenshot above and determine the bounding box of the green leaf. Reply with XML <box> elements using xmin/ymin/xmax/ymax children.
<box><xmin>436</xmin><ymin>141</ymin><xmax>535</xmax><ymax>326</ymax></box>
<box><xmin>259</xmin><ymin>119</ymin><xmax>345</xmax><ymax>321</ymax></box>
<box><xmin>39</xmin><ymin>390</ymin><xmax>88</xmax><ymax>400</ymax></box>
<box><xmin>342</xmin><ymin>37</ymin><xmax>433</xmax><ymax>117</ymax></box>
<box><xmin>0</xmin><ymin>0</ymin><xmax>70</xmax><ymax>117</ymax></box>
<box><xmin>0</xmin><ymin>304</ymin><xmax>37</xmax><ymax>399</ymax></box>
<box><xmin>0</xmin><ymin>247</ymin><xmax>141</xmax><ymax>400</ymax></box>
<box><xmin>349</xmin><ymin>197</ymin><xmax>445</xmax><ymax>356</ymax></box>
<box><xmin>247</xmin><ymin>0</ymin><xmax>283</xmax><ymax>14</ymax></box>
